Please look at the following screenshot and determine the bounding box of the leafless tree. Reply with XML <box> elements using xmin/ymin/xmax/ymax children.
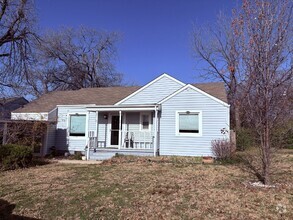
<box><xmin>235</xmin><ymin>0</ymin><xmax>292</xmax><ymax>184</ymax></box>
<box><xmin>192</xmin><ymin>13</ymin><xmax>243</xmax><ymax>130</ymax></box>
<box><xmin>193</xmin><ymin>0</ymin><xmax>292</xmax><ymax>184</ymax></box>
<box><xmin>26</xmin><ymin>27</ymin><xmax>122</xmax><ymax>97</ymax></box>
<box><xmin>0</xmin><ymin>0</ymin><xmax>36</xmax><ymax>95</ymax></box>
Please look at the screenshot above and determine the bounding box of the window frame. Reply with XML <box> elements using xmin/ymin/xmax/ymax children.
<box><xmin>175</xmin><ymin>110</ymin><xmax>202</xmax><ymax>137</ymax></box>
<box><xmin>67</xmin><ymin>113</ymin><xmax>87</xmax><ymax>138</ymax></box>
<box><xmin>140</xmin><ymin>112</ymin><xmax>152</xmax><ymax>131</ymax></box>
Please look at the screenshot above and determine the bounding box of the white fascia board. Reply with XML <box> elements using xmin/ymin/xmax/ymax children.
<box><xmin>56</xmin><ymin>104</ymin><xmax>96</xmax><ymax>108</ymax></box>
<box><xmin>11</xmin><ymin>112</ymin><xmax>49</xmax><ymax>121</ymax></box>
<box><xmin>158</xmin><ymin>84</ymin><xmax>230</xmax><ymax>107</ymax></box>
<box><xmin>114</xmin><ymin>73</ymin><xmax>186</xmax><ymax>105</ymax></box>
<box><xmin>86</xmin><ymin>104</ymin><xmax>160</xmax><ymax>112</ymax></box>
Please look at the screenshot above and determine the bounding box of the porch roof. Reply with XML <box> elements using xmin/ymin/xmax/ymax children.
<box><xmin>86</xmin><ymin>104</ymin><xmax>160</xmax><ymax>111</ymax></box>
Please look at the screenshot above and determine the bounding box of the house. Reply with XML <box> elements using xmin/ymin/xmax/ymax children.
<box><xmin>11</xmin><ymin>74</ymin><xmax>230</xmax><ymax>160</ymax></box>
<box><xmin>0</xmin><ymin>97</ymin><xmax>28</xmax><ymax>120</ymax></box>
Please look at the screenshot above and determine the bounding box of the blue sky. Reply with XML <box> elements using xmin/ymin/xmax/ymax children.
<box><xmin>35</xmin><ymin>0</ymin><xmax>236</xmax><ymax>85</ymax></box>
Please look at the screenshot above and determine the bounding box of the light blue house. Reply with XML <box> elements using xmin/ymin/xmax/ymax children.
<box><xmin>12</xmin><ymin>74</ymin><xmax>230</xmax><ymax>160</ymax></box>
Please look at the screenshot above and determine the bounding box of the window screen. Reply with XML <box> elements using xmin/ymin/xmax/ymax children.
<box><xmin>142</xmin><ymin>114</ymin><xmax>150</xmax><ymax>130</ymax></box>
<box><xmin>179</xmin><ymin>113</ymin><xmax>199</xmax><ymax>133</ymax></box>
<box><xmin>70</xmin><ymin>115</ymin><xmax>86</xmax><ymax>136</ymax></box>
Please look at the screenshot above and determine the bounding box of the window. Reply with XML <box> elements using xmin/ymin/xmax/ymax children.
<box><xmin>176</xmin><ymin>111</ymin><xmax>202</xmax><ymax>136</ymax></box>
<box><xmin>69</xmin><ymin>115</ymin><xmax>86</xmax><ymax>136</ymax></box>
<box><xmin>140</xmin><ymin>113</ymin><xmax>151</xmax><ymax>130</ymax></box>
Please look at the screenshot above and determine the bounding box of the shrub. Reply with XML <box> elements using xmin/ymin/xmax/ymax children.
<box><xmin>0</xmin><ymin>144</ymin><xmax>33</xmax><ymax>170</ymax></box>
<box><xmin>211</xmin><ymin>139</ymin><xmax>235</xmax><ymax>160</ymax></box>
<box><xmin>236</xmin><ymin>128</ymin><xmax>255</xmax><ymax>151</ymax></box>
<box><xmin>73</xmin><ymin>151</ymin><xmax>83</xmax><ymax>160</ymax></box>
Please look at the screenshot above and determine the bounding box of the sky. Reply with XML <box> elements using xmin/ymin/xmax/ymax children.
<box><xmin>35</xmin><ymin>0</ymin><xmax>237</xmax><ymax>86</ymax></box>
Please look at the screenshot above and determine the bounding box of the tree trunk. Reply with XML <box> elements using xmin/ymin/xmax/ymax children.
<box><xmin>234</xmin><ymin>101</ymin><xmax>241</xmax><ymax>131</ymax></box>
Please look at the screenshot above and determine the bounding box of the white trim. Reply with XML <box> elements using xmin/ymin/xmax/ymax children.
<box><xmin>107</xmin><ymin>113</ymin><xmax>121</xmax><ymax>148</ymax></box>
<box><xmin>118</xmin><ymin>111</ymin><xmax>122</xmax><ymax>149</ymax></box>
<box><xmin>86</xmin><ymin>106</ymin><xmax>159</xmax><ymax>111</ymax></box>
<box><xmin>154</xmin><ymin>106</ymin><xmax>158</xmax><ymax>156</ymax></box>
<box><xmin>11</xmin><ymin>112</ymin><xmax>49</xmax><ymax>121</ymax></box>
<box><xmin>175</xmin><ymin>110</ymin><xmax>203</xmax><ymax>137</ymax></box>
<box><xmin>158</xmin><ymin>84</ymin><xmax>230</xmax><ymax>107</ymax></box>
<box><xmin>139</xmin><ymin>112</ymin><xmax>152</xmax><ymax>131</ymax></box>
<box><xmin>67</xmin><ymin>112</ymin><xmax>88</xmax><ymax>139</ymax></box>
<box><xmin>114</xmin><ymin>73</ymin><xmax>186</xmax><ymax>105</ymax></box>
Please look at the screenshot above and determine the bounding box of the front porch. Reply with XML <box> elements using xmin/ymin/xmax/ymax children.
<box><xmin>85</xmin><ymin>105</ymin><xmax>160</xmax><ymax>160</ymax></box>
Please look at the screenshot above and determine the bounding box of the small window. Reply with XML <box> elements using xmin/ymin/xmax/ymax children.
<box><xmin>140</xmin><ymin>113</ymin><xmax>150</xmax><ymax>130</ymax></box>
<box><xmin>69</xmin><ymin>115</ymin><xmax>86</xmax><ymax>136</ymax></box>
<box><xmin>177</xmin><ymin>111</ymin><xmax>201</xmax><ymax>136</ymax></box>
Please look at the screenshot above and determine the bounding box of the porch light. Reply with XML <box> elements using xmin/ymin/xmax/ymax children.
<box><xmin>103</xmin><ymin>114</ymin><xmax>108</xmax><ymax>119</ymax></box>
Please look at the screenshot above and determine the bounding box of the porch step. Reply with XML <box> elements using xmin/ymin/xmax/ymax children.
<box><xmin>89</xmin><ymin>148</ymin><xmax>154</xmax><ymax>161</ymax></box>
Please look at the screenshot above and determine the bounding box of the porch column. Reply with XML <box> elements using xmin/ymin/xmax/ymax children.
<box><xmin>96</xmin><ymin>111</ymin><xmax>99</xmax><ymax>148</ymax></box>
<box><xmin>118</xmin><ymin>110</ymin><xmax>122</xmax><ymax>149</ymax></box>
<box><xmin>154</xmin><ymin>106</ymin><xmax>158</xmax><ymax>157</ymax></box>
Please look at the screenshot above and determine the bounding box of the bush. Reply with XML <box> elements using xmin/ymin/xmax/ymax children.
<box><xmin>211</xmin><ymin>139</ymin><xmax>235</xmax><ymax>160</ymax></box>
<box><xmin>73</xmin><ymin>151</ymin><xmax>83</xmax><ymax>160</ymax></box>
<box><xmin>236</xmin><ymin>128</ymin><xmax>255</xmax><ymax>151</ymax></box>
<box><xmin>0</xmin><ymin>144</ymin><xmax>33</xmax><ymax>170</ymax></box>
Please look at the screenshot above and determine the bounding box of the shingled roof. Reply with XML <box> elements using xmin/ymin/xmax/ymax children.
<box><xmin>192</xmin><ymin>82</ymin><xmax>227</xmax><ymax>103</ymax></box>
<box><xmin>13</xmin><ymin>82</ymin><xmax>227</xmax><ymax>113</ymax></box>
<box><xmin>13</xmin><ymin>86</ymin><xmax>140</xmax><ymax>113</ymax></box>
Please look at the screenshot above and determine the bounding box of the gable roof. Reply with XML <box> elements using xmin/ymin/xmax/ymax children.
<box><xmin>13</xmin><ymin>86</ymin><xmax>140</xmax><ymax>113</ymax></box>
<box><xmin>13</xmin><ymin>78</ymin><xmax>228</xmax><ymax>113</ymax></box>
<box><xmin>115</xmin><ymin>73</ymin><xmax>186</xmax><ymax>105</ymax></box>
<box><xmin>159</xmin><ymin>83</ymin><xmax>229</xmax><ymax>106</ymax></box>
<box><xmin>192</xmin><ymin>82</ymin><xmax>227</xmax><ymax>103</ymax></box>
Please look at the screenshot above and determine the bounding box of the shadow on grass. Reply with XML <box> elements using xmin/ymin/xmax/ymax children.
<box><xmin>0</xmin><ymin>199</ymin><xmax>40</xmax><ymax>219</ymax></box>
<box><xmin>32</xmin><ymin>158</ymin><xmax>52</xmax><ymax>167</ymax></box>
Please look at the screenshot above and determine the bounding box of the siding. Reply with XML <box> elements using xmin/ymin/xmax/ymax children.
<box><xmin>124</xmin><ymin>112</ymin><xmax>153</xmax><ymax>143</ymax></box>
<box><xmin>160</xmin><ymin>88</ymin><xmax>229</xmax><ymax>156</ymax></box>
<box><xmin>56</xmin><ymin>106</ymin><xmax>88</xmax><ymax>152</ymax></box>
<box><xmin>97</xmin><ymin>112</ymin><xmax>108</xmax><ymax>147</ymax></box>
<box><xmin>120</xmin><ymin>75</ymin><xmax>184</xmax><ymax>104</ymax></box>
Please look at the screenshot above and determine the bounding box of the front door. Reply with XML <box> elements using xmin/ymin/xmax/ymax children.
<box><xmin>110</xmin><ymin>115</ymin><xmax>120</xmax><ymax>146</ymax></box>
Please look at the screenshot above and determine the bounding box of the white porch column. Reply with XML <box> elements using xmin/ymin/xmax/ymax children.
<box><xmin>96</xmin><ymin>111</ymin><xmax>99</xmax><ymax>148</ymax></box>
<box><xmin>154</xmin><ymin>106</ymin><xmax>158</xmax><ymax>157</ymax></box>
<box><xmin>118</xmin><ymin>110</ymin><xmax>122</xmax><ymax>149</ymax></box>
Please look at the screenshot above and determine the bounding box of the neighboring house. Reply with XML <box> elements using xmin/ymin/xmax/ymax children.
<box><xmin>11</xmin><ymin>74</ymin><xmax>230</xmax><ymax>160</ymax></box>
<box><xmin>0</xmin><ymin>97</ymin><xmax>28</xmax><ymax>120</ymax></box>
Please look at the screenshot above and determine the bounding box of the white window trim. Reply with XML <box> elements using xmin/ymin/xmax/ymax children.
<box><xmin>140</xmin><ymin>112</ymin><xmax>152</xmax><ymax>131</ymax></box>
<box><xmin>175</xmin><ymin>110</ymin><xmax>202</xmax><ymax>137</ymax></box>
<box><xmin>67</xmin><ymin>112</ymin><xmax>88</xmax><ymax>139</ymax></box>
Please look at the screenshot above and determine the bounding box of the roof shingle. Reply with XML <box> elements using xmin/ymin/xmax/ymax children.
<box><xmin>13</xmin><ymin>82</ymin><xmax>227</xmax><ymax>113</ymax></box>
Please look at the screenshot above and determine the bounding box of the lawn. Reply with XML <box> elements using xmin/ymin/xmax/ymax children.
<box><xmin>0</xmin><ymin>150</ymin><xmax>292</xmax><ymax>219</ymax></box>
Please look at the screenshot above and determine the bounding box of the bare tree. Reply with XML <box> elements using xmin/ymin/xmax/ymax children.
<box><xmin>193</xmin><ymin>0</ymin><xmax>292</xmax><ymax>184</ymax></box>
<box><xmin>25</xmin><ymin>27</ymin><xmax>122</xmax><ymax>97</ymax></box>
<box><xmin>192</xmin><ymin>13</ymin><xmax>243</xmax><ymax>130</ymax></box>
<box><xmin>0</xmin><ymin>0</ymin><xmax>35</xmax><ymax>94</ymax></box>
<box><xmin>235</xmin><ymin>0</ymin><xmax>292</xmax><ymax>184</ymax></box>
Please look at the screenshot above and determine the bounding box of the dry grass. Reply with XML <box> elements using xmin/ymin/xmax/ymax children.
<box><xmin>0</xmin><ymin>150</ymin><xmax>292</xmax><ymax>219</ymax></box>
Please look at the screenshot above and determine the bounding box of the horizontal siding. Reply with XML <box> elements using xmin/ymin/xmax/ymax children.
<box><xmin>89</xmin><ymin>149</ymin><xmax>153</xmax><ymax>160</ymax></box>
<box><xmin>56</xmin><ymin>107</ymin><xmax>88</xmax><ymax>152</ymax></box>
<box><xmin>160</xmin><ymin>88</ymin><xmax>229</xmax><ymax>157</ymax></box>
<box><xmin>68</xmin><ymin>138</ymin><xmax>87</xmax><ymax>152</ymax></box>
<box><xmin>121</xmin><ymin>76</ymin><xmax>184</xmax><ymax>104</ymax></box>
<box><xmin>97</xmin><ymin>113</ymin><xmax>108</xmax><ymax>147</ymax></box>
